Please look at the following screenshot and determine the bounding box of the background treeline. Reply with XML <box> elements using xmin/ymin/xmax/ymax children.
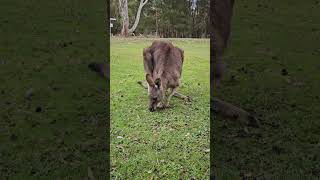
<box><xmin>111</xmin><ymin>0</ymin><xmax>210</xmax><ymax>38</ymax></box>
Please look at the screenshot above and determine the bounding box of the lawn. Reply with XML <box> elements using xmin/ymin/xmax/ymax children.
<box><xmin>214</xmin><ymin>0</ymin><xmax>320</xmax><ymax>179</ymax></box>
<box><xmin>110</xmin><ymin>38</ymin><xmax>210</xmax><ymax>179</ymax></box>
<box><xmin>0</xmin><ymin>0</ymin><xmax>108</xmax><ymax>178</ymax></box>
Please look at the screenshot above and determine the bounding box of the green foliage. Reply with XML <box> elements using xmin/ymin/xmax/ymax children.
<box><xmin>110</xmin><ymin>0</ymin><xmax>209</xmax><ymax>37</ymax></box>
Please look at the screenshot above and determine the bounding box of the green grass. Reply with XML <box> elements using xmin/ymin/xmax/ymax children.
<box><xmin>0</xmin><ymin>0</ymin><xmax>108</xmax><ymax>178</ymax></box>
<box><xmin>214</xmin><ymin>0</ymin><xmax>320</xmax><ymax>178</ymax></box>
<box><xmin>110</xmin><ymin>38</ymin><xmax>210</xmax><ymax>179</ymax></box>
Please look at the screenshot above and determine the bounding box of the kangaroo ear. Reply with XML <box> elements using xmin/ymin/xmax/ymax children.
<box><xmin>154</xmin><ymin>78</ymin><xmax>161</xmax><ymax>88</ymax></box>
<box><xmin>146</xmin><ymin>74</ymin><xmax>155</xmax><ymax>87</ymax></box>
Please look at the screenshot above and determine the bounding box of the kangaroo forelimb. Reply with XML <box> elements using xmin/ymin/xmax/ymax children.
<box><xmin>138</xmin><ymin>80</ymin><xmax>260</xmax><ymax>126</ymax></box>
<box><xmin>137</xmin><ymin>81</ymin><xmax>191</xmax><ymax>101</ymax></box>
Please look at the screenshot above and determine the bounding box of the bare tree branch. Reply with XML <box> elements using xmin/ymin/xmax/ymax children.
<box><xmin>129</xmin><ymin>0</ymin><xmax>149</xmax><ymax>34</ymax></box>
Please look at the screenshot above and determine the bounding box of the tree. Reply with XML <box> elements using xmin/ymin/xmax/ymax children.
<box><xmin>119</xmin><ymin>0</ymin><xmax>129</xmax><ymax>36</ymax></box>
<box><xmin>129</xmin><ymin>0</ymin><xmax>149</xmax><ymax>34</ymax></box>
<box><xmin>112</xmin><ymin>0</ymin><xmax>209</xmax><ymax>38</ymax></box>
<box><xmin>119</xmin><ymin>0</ymin><xmax>149</xmax><ymax>36</ymax></box>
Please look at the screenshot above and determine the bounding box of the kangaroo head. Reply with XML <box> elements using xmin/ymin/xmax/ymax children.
<box><xmin>146</xmin><ymin>74</ymin><xmax>163</xmax><ymax>112</ymax></box>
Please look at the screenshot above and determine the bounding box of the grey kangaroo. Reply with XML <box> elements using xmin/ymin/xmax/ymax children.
<box><xmin>143</xmin><ymin>40</ymin><xmax>186</xmax><ymax>112</ymax></box>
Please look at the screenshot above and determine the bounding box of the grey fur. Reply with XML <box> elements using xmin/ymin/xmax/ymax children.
<box><xmin>143</xmin><ymin>40</ymin><xmax>185</xmax><ymax>111</ymax></box>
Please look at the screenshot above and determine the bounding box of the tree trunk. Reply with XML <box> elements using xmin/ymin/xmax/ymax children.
<box><xmin>119</xmin><ymin>0</ymin><xmax>148</xmax><ymax>36</ymax></box>
<box><xmin>119</xmin><ymin>0</ymin><xmax>129</xmax><ymax>36</ymax></box>
<box><xmin>155</xmin><ymin>9</ymin><xmax>158</xmax><ymax>37</ymax></box>
<box><xmin>129</xmin><ymin>0</ymin><xmax>148</xmax><ymax>34</ymax></box>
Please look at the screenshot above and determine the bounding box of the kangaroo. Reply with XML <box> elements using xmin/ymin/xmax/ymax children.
<box><xmin>211</xmin><ymin>0</ymin><xmax>260</xmax><ymax>126</ymax></box>
<box><xmin>212</xmin><ymin>0</ymin><xmax>235</xmax><ymax>89</ymax></box>
<box><xmin>143</xmin><ymin>40</ymin><xmax>185</xmax><ymax>112</ymax></box>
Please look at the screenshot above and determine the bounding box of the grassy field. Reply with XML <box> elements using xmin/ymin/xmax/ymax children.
<box><xmin>0</xmin><ymin>0</ymin><xmax>108</xmax><ymax>178</ymax></box>
<box><xmin>110</xmin><ymin>38</ymin><xmax>210</xmax><ymax>179</ymax></box>
<box><xmin>214</xmin><ymin>0</ymin><xmax>320</xmax><ymax>179</ymax></box>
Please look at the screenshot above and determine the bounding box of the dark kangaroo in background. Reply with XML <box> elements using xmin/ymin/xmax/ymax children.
<box><xmin>143</xmin><ymin>40</ymin><xmax>186</xmax><ymax>112</ymax></box>
<box><xmin>212</xmin><ymin>0</ymin><xmax>260</xmax><ymax>126</ymax></box>
<box><xmin>212</xmin><ymin>0</ymin><xmax>235</xmax><ymax>89</ymax></box>
<box><xmin>211</xmin><ymin>0</ymin><xmax>259</xmax><ymax>179</ymax></box>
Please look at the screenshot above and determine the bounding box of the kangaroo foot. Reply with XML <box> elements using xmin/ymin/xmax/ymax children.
<box><xmin>212</xmin><ymin>97</ymin><xmax>261</xmax><ymax>127</ymax></box>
